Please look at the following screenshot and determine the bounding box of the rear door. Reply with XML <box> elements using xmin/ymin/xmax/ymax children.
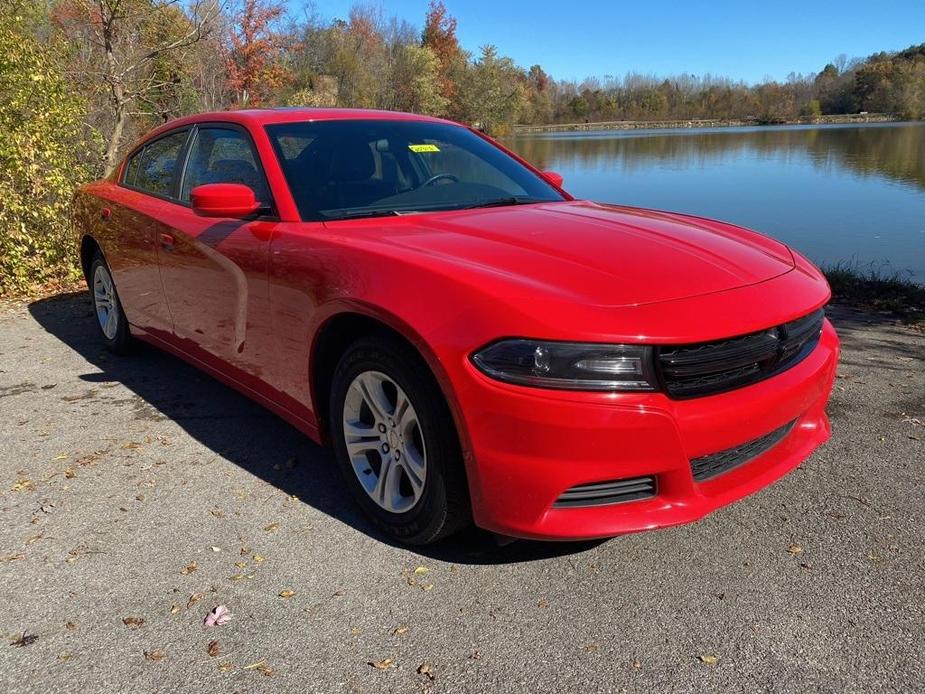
<box><xmin>156</xmin><ymin>124</ymin><xmax>277</xmax><ymax>378</ymax></box>
<box><xmin>105</xmin><ymin>128</ymin><xmax>192</xmax><ymax>337</ymax></box>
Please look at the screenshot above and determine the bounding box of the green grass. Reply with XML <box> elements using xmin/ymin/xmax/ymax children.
<box><xmin>823</xmin><ymin>261</ymin><xmax>925</xmax><ymax>326</ymax></box>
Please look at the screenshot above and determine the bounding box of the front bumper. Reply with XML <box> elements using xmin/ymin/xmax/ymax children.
<box><xmin>456</xmin><ymin>319</ymin><xmax>840</xmax><ymax>540</ymax></box>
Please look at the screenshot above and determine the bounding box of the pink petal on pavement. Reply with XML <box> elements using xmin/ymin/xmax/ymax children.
<box><xmin>203</xmin><ymin>605</ymin><xmax>232</xmax><ymax>627</ymax></box>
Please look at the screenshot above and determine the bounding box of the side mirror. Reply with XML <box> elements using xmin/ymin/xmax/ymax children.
<box><xmin>191</xmin><ymin>183</ymin><xmax>261</xmax><ymax>218</ymax></box>
<box><xmin>541</xmin><ymin>170</ymin><xmax>564</xmax><ymax>188</ymax></box>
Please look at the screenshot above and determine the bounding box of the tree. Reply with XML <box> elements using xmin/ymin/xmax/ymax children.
<box><xmin>460</xmin><ymin>45</ymin><xmax>526</xmax><ymax>133</ymax></box>
<box><xmin>53</xmin><ymin>0</ymin><xmax>219</xmax><ymax>175</ymax></box>
<box><xmin>0</xmin><ymin>4</ymin><xmax>90</xmax><ymax>292</ymax></box>
<box><xmin>390</xmin><ymin>44</ymin><xmax>448</xmax><ymax>115</ymax></box>
<box><xmin>224</xmin><ymin>0</ymin><xmax>288</xmax><ymax>107</ymax></box>
<box><xmin>422</xmin><ymin>1</ymin><xmax>462</xmax><ymax>110</ymax></box>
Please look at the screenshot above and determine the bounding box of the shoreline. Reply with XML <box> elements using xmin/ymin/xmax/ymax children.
<box><xmin>513</xmin><ymin>112</ymin><xmax>907</xmax><ymax>134</ymax></box>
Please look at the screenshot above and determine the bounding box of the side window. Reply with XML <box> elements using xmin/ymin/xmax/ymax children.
<box><xmin>131</xmin><ymin>130</ymin><xmax>189</xmax><ymax>196</ymax></box>
<box><xmin>180</xmin><ymin>127</ymin><xmax>270</xmax><ymax>204</ymax></box>
<box><xmin>123</xmin><ymin>149</ymin><xmax>143</xmax><ymax>187</ymax></box>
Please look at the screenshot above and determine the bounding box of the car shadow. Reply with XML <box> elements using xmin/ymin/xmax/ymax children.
<box><xmin>27</xmin><ymin>291</ymin><xmax>606</xmax><ymax>564</ymax></box>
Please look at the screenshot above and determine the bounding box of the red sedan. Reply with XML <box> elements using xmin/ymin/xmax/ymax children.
<box><xmin>73</xmin><ymin>109</ymin><xmax>839</xmax><ymax>544</ymax></box>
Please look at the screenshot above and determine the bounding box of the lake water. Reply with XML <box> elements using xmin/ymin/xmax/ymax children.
<box><xmin>508</xmin><ymin>122</ymin><xmax>925</xmax><ymax>283</ymax></box>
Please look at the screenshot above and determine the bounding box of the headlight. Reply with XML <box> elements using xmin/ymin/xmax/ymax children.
<box><xmin>471</xmin><ymin>339</ymin><xmax>658</xmax><ymax>391</ymax></box>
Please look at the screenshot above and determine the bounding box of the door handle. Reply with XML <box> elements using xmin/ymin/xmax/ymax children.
<box><xmin>159</xmin><ymin>233</ymin><xmax>175</xmax><ymax>251</ymax></box>
<box><xmin>100</xmin><ymin>207</ymin><xmax>112</xmax><ymax>221</ymax></box>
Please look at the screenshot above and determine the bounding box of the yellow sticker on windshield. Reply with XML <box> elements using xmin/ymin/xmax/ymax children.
<box><xmin>409</xmin><ymin>143</ymin><xmax>440</xmax><ymax>153</ymax></box>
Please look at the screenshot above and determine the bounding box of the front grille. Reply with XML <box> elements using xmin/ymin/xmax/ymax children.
<box><xmin>657</xmin><ymin>309</ymin><xmax>824</xmax><ymax>399</ymax></box>
<box><xmin>690</xmin><ymin>419</ymin><xmax>797</xmax><ymax>482</ymax></box>
<box><xmin>553</xmin><ymin>476</ymin><xmax>656</xmax><ymax>508</ymax></box>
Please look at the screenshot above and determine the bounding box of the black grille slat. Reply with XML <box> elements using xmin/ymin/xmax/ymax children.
<box><xmin>690</xmin><ymin>419</ymin><xmax>797</xmax><ymax>481</ymax></box>
<box><xmin>657</xmin><ymin>310</ymin><xmax>824</xmax><ymax>399</ymax></box>
<box><xmin>554</xmin><ymin>476</ymin><xmax>656</xmax><ymax>508</ymax></box>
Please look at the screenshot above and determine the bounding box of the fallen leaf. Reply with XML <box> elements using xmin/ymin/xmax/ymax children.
<box><xmin>2</xmin><ymin>553</ymin><xmax>25</xmax><ymax>563</ymax></box>
<box><xmin>234</xmin><ymin>561</ymin><xmax>248</xmax><ymax>568</ymax></box>
<box><xmin>333</xmin><ymin>589</ymin><xmax>345</xmax><ymax>596</ymax></box>
<box><xmin>122</xmin><ymin>441</ymin><xmax>142</xmax><ymax>450</ymax></box>
<box><xmin>143</xmin><ymin>650</ymin><xmax>166</xmax><ymax>662</ymax></box>
<box><xmin>413</xmin><ymin>566</ymin><xmax>429</xmax><ymax>575</ymax></box>
<box><xmin>420</xmin><ymin>583</ymin><xmax>434</xmax><ymax>592</ymax></box>
<box><xmin>122</xmin><ymin>617</ymin><xmax>145</xmax><ymax>629</ymax></box>
<box><xmin>58</xmin><ymin>653</ymin><xmax>72</xmax><ymax>661</ymax></box>
<box><xmin>417</xmin><ymin>662</ymin><xmax>435</xmax><ymax>680</ymax></box>
<box><xmin>11</xmin><ymin>632</ymin><xmax>38</xmax><ymax>647</ymax></box>
<box><xmin>209</xmin><ymin>508</ymin><xmax>225</xmax><ymax>518</ymax></box>
<box><xmin>204</xmin><ymin>605</ymin><xmax>232</xmax><ymax>627</ymax></box>
<box><xmin>279</xmin><ymin>589</ymin><xmax>295</xmax><ymax>598</ymax></box>
<box><xmin>211</xmin><ymin>546</ymin><xmax>221</xmax><ymax>553</ymax></box>
<box><xmin>632</xmin><ymin>659</ymin><xmax>642</xmax><ymax>668</ymax></box>
<box><xmin>243</xmin><ymin>660</ymin><xmax>274</xmax><ymax>676</ymax></box>
<box><xmin>698</xmin><ymin>655</ymin><xmax>719</xmax><ymax>665</ymax></box>
<box><xmin>11</xmin><ymin>479</ymin><xmax>34</xmax><ymax>492</ymax></box>
<box><xmin>218</xmin><ymin>661</ymin><xmax>234</xmax><ymax>672</ymax></box>
<box><xmin>64</xmin><ymin>468</ymin><xmax>76</xmax><ymax>479</ymax></box>
<box><xmin>229</xmin><ymin>573</ymin><xmax>250</xmax><ymax>581</ymax></box>
<box><xmin>54</xmin><ymin>454</ymin><xmax>69</xmax><ymax>460</ymax></box>
<box><xmin>187</xmin><ymin>593</ymin><xmax>204</xmax><ymax>609</ymax></box>
<box><xmin>537</xmin><ymin>598</ymin><xmax>550</xmax><ymax>608</ymax></box>
<box><xmin>135</xmin><ymin>494</ymin><xmax>145</xmax><ymax>501</ymax></box>
<box><xmin>350</xmin><ymin>626</ymin><xmax>362</xmax><ymax>635</ymax></box>
<box><xmin>207</xmin><ymin>640</ymin><xmax>220</xmax><ymax>657</ymax></box>
<box><xmin>180</xmin><ymin>561</ymin><xmax>198</xmax><ymax>575</ymax></box>
<box><xmin>252</xmin><ymin>554</ymin><xmax>265</xmax><ymax>563</ymax></box>
<box><xmin>787</xmin><ymin>544</ymin><xmax>803</xmax><ymax>555</ymax></box>
<box><xmin>169</xmin><ymin>605</ymin><xmax>181</xmax><ymax>615</ymax></box>
<box><xmin>263</xmin><ymin>522</ymin><xmax>280</xmax><ymax>533</ymax></box>
<box><xmin>368</xmin><ymin>658</ymin><xmax>395</xmax><ymax>670</ymax></box>
<box><xmin>65</xmin><ymin>622</ymin><xmax>77</xmax><ymax>631</ymax></box>
<box><xmin>391</xmin><ymin>625</ymin><xmax>409</xmax><ymax>636</ymax></box>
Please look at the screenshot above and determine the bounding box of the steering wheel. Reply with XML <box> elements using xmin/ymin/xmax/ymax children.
<box><xmin>421</xmin><ymin>172</ymin><xmax>460</xmax><ymax>187</ymax></box>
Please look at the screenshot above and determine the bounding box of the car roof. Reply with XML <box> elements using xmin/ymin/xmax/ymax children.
<box><xmin>141</xmin><ymin>108</ymin><xmax>459</xmax><ymax>142</ymax></box>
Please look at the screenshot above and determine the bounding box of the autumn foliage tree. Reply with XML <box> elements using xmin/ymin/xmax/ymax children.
<box><xmin>224</xmin><ymin>0</ymin><xmax>288</xmax><ymax>107</ymax></box>
<box><xmin>52</xmin><ymin>0</ymin><xmax>217</xmax><ymax>175</ymax></box>
<box><xmin>422</xmin><ymin>1</ymin><xmax>463</xmax><ymax>110</ymax></box>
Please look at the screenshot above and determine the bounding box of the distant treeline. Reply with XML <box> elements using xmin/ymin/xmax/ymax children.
<box><xmin>2</xmin><ymin>0</ymin><xmax>925</xmax><ymax>293</ymax></box>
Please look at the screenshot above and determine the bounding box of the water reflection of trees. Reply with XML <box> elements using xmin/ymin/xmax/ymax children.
<box><xmin>509</xmin><ymin>124</ymin><xmax>925</xmax><ymax>190</ymax></box>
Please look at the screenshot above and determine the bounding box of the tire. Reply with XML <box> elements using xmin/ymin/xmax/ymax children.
<box><xmin>89</xmin><ymin>252</ymin><xmax>133</xmax><ymax>354</ymax></box>
<box><xmin>329</xmin><ymin>335</ymin><xmax>470</xmax><ymax>544</ymax></box>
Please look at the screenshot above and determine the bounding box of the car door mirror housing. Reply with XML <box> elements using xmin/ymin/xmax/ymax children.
<box><xmin>541</xmin><ymin>170</ymin><xmax>564</xmax><ymax>188</ymax></box>
<box><xmin>191</xmin><ymin>183</ymin><xmax>261</xmax><ymax>218</ymax></box>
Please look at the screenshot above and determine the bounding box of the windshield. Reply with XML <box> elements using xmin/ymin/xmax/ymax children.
<box><xmin>265</xmin><ymin>119</ymin><xmax>566</xmax><ymax>221</ymax></box>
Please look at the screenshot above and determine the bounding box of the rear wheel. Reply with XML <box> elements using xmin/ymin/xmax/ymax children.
<box><xmin>329</xmin><ymin>336</ymin><xmax>470</xmax><ymax>544</ymax></box>
<box><xmin>89</xmin><ymin>253</ymin><xmax>133</xmax><ymax>353</ymax></box>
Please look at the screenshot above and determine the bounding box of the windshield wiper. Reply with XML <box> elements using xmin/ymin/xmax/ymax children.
<box><xmin>323</xmin><ymin>208</ymin><xmax>404</xmax><ymax>221</ymax></box>
<box><xmin>462</xmin><ymin>197</ymin><xmax>541</xmax><ymax>210</ymax></box>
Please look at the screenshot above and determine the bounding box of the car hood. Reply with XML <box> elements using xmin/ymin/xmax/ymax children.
<box><xmin>359</xmin><ymin>200</ymin><xmax>795</xmax><ymax>308</ymax></box>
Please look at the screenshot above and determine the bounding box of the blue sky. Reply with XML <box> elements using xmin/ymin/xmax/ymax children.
<box><xmin>296</xmin><ymin>1</ymin><xmax>925</xmax><ymax>84</ymax></box>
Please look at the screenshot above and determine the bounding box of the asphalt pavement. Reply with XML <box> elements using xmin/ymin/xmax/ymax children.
<box><xmin>0</xmin><ymin>293</ymin><xmax>922</xmax><ymax>693</ymax></box>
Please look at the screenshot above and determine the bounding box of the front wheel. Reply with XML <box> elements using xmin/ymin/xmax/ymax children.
<box><xmin>89</xmin><ymin>253</ymin><xmax>133</xmax><ymax>353</ymax></box>
<box><xmin>329</xmin><ymin>336</ymin><xmax>470</xmax><ymax>544</ymax></box>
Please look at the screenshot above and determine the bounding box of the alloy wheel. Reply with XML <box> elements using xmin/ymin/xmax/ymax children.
<box><xmin>342</xmin><ymin>370</ymin><xmax>427</xmax><ymax>513</ymax></box>
<box><xmin>93</xmin><ymin>264</ymin><xmax>119</xmax><ymax>340</ymax></box>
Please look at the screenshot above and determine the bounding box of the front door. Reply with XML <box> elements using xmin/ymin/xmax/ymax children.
<box><xmin>157</xmin><ymin>125</ymin><xmax>277</xmax><ymax>378</ymax></box>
